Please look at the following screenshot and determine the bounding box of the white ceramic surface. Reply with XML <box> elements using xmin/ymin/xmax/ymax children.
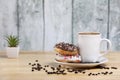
<box><xmin>54</xmin><ymin>57</ymin><xmax>108</xmax><ymax>68</ymax></box>
<box><xmin>78</xmin><ymin>32</ymin><xmax>111</xmax><ymax>62</ymax></box>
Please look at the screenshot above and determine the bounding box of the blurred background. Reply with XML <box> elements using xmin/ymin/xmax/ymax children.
<box><xmin>0</xmin><ymin>0</ymin><xmax>120</xmax><ymax>51</ymax></box>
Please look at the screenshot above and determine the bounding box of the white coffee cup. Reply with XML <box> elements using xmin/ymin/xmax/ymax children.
<box><xmin>78</xmin><ymin>32</ymin><xmax>111</xmax><ymax>63</ymax></box>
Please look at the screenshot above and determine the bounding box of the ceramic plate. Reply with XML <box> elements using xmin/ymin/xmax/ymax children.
<box><xmin>54</xmin><ymin>57</ymin><xmax>108</xmax><ymax>68</ymax></box>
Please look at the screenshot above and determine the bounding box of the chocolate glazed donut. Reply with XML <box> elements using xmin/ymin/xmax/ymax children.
<box><xmin>54</xmin><ymin>42</ymin><xmax>80</xmax><ymax>56</ymax></box>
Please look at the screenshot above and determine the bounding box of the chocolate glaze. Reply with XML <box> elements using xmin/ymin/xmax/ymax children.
<box><xmin>55</xmin><ymin>42</ymin><xmax>79</xmax><ymax>52</ymax></box>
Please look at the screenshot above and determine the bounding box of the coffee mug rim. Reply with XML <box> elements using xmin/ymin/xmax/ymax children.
<box><xmin>78</xmin><ymin>32</ymin><xmax>100</xmax><ymax>35</ymax></box>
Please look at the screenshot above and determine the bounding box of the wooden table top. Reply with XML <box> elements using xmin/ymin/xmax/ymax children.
<box><xmin>0</xmin><ymin>51</ymin><xmax>120</xmax><ymax>80</ymax></box>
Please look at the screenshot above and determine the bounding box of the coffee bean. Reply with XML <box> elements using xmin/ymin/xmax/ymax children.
<box><xmin>92</xmin><ymin>74</ymin><xmax>95</xmax><ymax>76</ymax></box>
<box><xmin>45</xmin><ymin>70</ymin><xmax>48</xmax><ymax>72</ymax></box>
<box><xmin>43</xmin><ymin>68</ymin><xmax>46</xmax><ymax>70</ymax></box>
<box><xmin>75</xmin><ymin>71</ymin><xmax>78</xmax><ymax>74</ymax></box>
<box><xmin>88</xmin><ymin>73</ymin><xmax>92</xmax><ymax>76</ymax></box>
<box><xmin>62</xmin><ymin>73</ymin><xmax>67</xmax><ymax>75</ymax></box>
<box><xmin>32</xmin><ymin>69</ymin><xmax>34</xmax><ymax>72</ymax></box>
<box><xmin>111</xmin><ymin>67</ymin><xmax>117</xmax><ymax>69</ymax></box>
<box><xmin>47</xmin><ymin>72</ymin><xmax>51</xmax><ymax>74</ymax></box>
<box><xmin>58</xmin><ymin>65</ymin><xmax>61</xmax><ymax>68</ymax></box>
<box><xmin>51</xmin><ymin>67</ymin><xmax>55</xmax><ymax>70</ymax></box>
<box><xmin>46</xmin><ymin>65</ymin><xmax>49</xmax><ymax>67</ymax></box>
<box><xmin>57</xmin><ymin>68</ymin><xmax>60</xmax><ymax>71</ymax></box>
<box><xmin>37</xmin><ymin>63</ymin><xmax>41</xmax><ymax>67</ymax></box>
<box><xmin>35</xmin><ymin>60</ymin><xmax>38</xmax><ymax>62</ymax></box>
<box><xmin>101</xmin><ymin>72</ymin><xmax>104</xmax><ymax>74</ymax></box>
<box><xmin>32</xmin><ymin>63</ymin><xmax>36</xmax><ymax>66</ymax></box>
<box><xmin>109</xmin><ymin>72</ymin><xmax>113</xmax><ymax>74</ymax></box>
<box><xmin>82</xmin><ymin>72</ymin><xmax>86</xmax><ymax>74</ymax></box>
<box><xmin>28</xmin><ymin>63</ymin><xmax>31</xmax><ymax>65</ymax></box>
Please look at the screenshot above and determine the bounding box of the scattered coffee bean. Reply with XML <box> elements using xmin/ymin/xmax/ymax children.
<box><xmin>82</xmin><ymin>72</ymin><xmax>86</xmax><ymax>74</ymax></box>
<box><xmin>92</xmin><ymin>74</ymin><xmax>95</xmax><ymax>76</ymax></box>
<box><xmin>46</xmin><ymin>65</ymin><xmax>49</xmax><ymax>67</ymax></box>
<box><xmin>62</xmin><ymin>73</ymin><xmax>67</xmax><ymax>75</ymax></box>
<box><xmin>75</xmin><ymin>71</ymin><xmax>78</xmax><ymax>74</ymax></box>
<box><xmin>111</xmin><ymin>67</ymin><xmax>117</xmax><ymax>69</ymax></box>
<box><xmin>32</xmin><ymin>69</ymin><xmax>34</xmax><ymax>72</ymax></box>
<box><xmin>45</xmin><ymin>70</ymin><xmax>48</xmax><ymax>72</ymax></box>
<box><xmin>88</xmin><ymin>73</ymin><xmax>92</xmax><ymax>76</ymax></box>
<box><xmin>51</xmin><ymin>67</ymin><xmax>55</xmax><ymax>70</ymax></box>
<box><xmin>109</xmin><ymin>72</ymin><xmax>113</xmax><ymax>74</ymax></box>
<box><xmin>29</xmin><ymin>60</ymin><xmax>117</xmax><ymax>76</ymax></box>
<box><xmin>28</xmin><ymin>63</ymin><xmax>31</xmax><ymax>65</ymax></box>
<box><xmin>35</xmin><ymin>60</ymin><xmax>38</xmax><ymax>62</ymax></box>
<box><xmin>37</xmin><ymin>63</ymin><xmax>41</xmax><ymax>66</ymax></box>
<box><xmin>32</xmin><ymin>64</ymin><xmax>36</xmax><ymax>66</ymax></box>
<box><xmin>43</xmin><ymin>68</ymin><xmax>46</xmax><ymax>70</ymax></box>
<box><xmin>58</xmin><ymin>65</ymin><xmax>61</xmax><ymax>68</ymax></box>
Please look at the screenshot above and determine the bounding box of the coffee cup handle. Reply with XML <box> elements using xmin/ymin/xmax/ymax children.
<box><xmin>100</xmin><ymin>38</ymin><xmax>112</xmax><ymax>56</ymax></box>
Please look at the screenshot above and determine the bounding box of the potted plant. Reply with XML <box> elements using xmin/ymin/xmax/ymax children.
<box><xmin>6</xmin><ymin>35</ymin><xmax>20</xmax><ymax>58</ymax></box>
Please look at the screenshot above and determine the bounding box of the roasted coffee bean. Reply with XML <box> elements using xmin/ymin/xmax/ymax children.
<box><xmin>35</xmin><ymin>60</ymin><xmax>38</xmax><ymax>62</ymax></box>
<box><xmin>57</xmin><ymin>68</ymin><xmax>60</xmax><ymax>71</ymax></box>
<box><xmin>74</xmin><ymin>71</ymin><xmax>78</xmax><ymax>74</ymax></box>
<box><xmin>37</xmin><ymin>63</ymin><xmax>41</xmax><ymax>67</ymax></box>
<box><xmin>37</xmin><ymin>68</ymin><xmax>41</xmax><ymax>71</ymax></box>
<box><xmin>32</xmin><ymin>69</ymin><xmax>34</xmax><ymax>72</ymax></box>
<box><xmin>82</xmin><ymin>72</ymin><xmax>86</xmax><ymax>74</ymax></box>
<box><xmin>58</xmin><ymin>65</ymin><xmax>61</xmax><ymax>68</ymax></box>
<box><xmin>111</xmin><ymin>67</ymin><xmax>117</xmax><ymax>69</ymax></box>
<box><xmin>88</xmin><ymin>73</ymin><xmax>92</xmax><ymax>76</ymax></box>
<box><xmin>43</xmin><ymin>68</ymin><xmax>46</xmax><ymax>70</ymax></box>
<box><xmin>46</xmin><ymin>65</ymin><xmax>49</xmax><ymax>67</ymax></box>
<box><xmin>28</xmin><ymin>63</ymin><xmax>31</xmax><ymax>65</ymax></box>
<box><xmin>45</xmin><ymin>70</ymin><xmax>48</xmax><ymax>72</ymax></box>
<box><xmin>51</xmin><ymin>67</ymin><xmax>55</xmax><ymax>70</ymax></box>
<box><xmin>105</xmin><ymin>71</ymin><xmax>108</xmax><ymax>74</ymax></box>
<box><xmin>47</xmin><ymin>72</ymin><xmax>52</xmax><ymax>74</ymax></box>
<box><xmin>109</xmin><ymin>72</ymin><xmax>113</xmax><ymax>74</ymax></box>
<box><xmin>104</xmin><ymin>67</ymin><xmax>109</xmax><ymax>69</ymax></box>
<box><xmin>62</xmin><ymin>73</ymin><xmax>67</xmax><ymax>75</ymax></box>
<box><xmin>32</xmin><ymin>64</ymin><xmax>36</xmax><ymax>66</ymax></box>
<box><xmin>101</xmin><ymin>72</ymin><xmax>104</xmax><ymax>74</ymax></box>
<box><xmin>92</xmin><ymin>74</ymin><xmax>95</xmax><ymax>76</ymax></box>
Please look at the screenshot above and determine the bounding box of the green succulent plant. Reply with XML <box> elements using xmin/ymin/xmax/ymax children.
<box><xmin>6</xmin><ymin>35</ymin><xmax>19</xmax><ymax>47</ymax></box>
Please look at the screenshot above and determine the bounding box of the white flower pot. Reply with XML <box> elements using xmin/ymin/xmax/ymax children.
<box><xmin>6</xmin><ymin>47</ymin><xmax>19</xmax><ymax>58</ymax></box>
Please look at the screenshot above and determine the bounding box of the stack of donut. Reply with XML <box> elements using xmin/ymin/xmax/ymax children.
<box><xmin>54</xmin><ymin>42</ymin><xmax>81</xmax><ymax>63</ymax></box>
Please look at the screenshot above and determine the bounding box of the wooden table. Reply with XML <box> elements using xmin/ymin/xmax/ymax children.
<box><xmin>0</xmin><ymin>51</ymin><xmax>120</xmax><ymax>80</ymax></box>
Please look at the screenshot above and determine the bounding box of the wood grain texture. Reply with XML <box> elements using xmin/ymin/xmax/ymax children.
<box><xmin>44</xmin><ymin>0</ymin><xmax>72</xmax><ymax>51</ymax></box>
<box><xmin>73</xmin><ymin>0</ymin><xmax>108</xmax><ymax>50</ymax></box>
<box><xmin>0</xmin><ymin>0</ymin><xmax>18</xmax><ymax>50</ymax></box>
<box><xmin>109</xmin><ymin>0</ymin><xmax>120</xmax><ymax>51</ymax></box>
<box><xmin>18</xmin><ymin>0</ymin><xmax>44</xmax><ymax>51</ymax></box>
<box><xmin>0</xmin><ymin>51</ymin><xmax>119</xmax><ymax>80</ymax></box>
